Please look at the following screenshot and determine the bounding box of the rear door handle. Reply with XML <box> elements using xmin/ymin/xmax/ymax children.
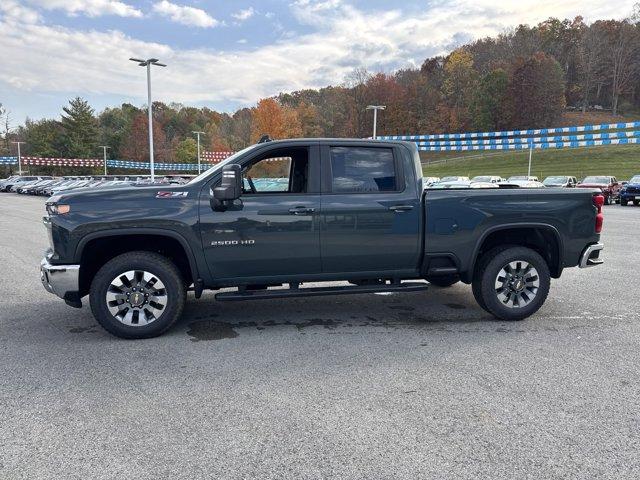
<box><xmin>389</xmin><ymin>205</ymin><xmax>414</xmax><ymax>212</ymax></box>
<box><xmin>289</xmin><ymin>206</ymin><xmax>315</xmax><ymax>215</ymax></box>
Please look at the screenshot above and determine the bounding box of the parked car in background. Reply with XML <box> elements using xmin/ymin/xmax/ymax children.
<box><xmin>0</xmin><ymin>175</ymin><xmax>19</xmax><ymax>190</ymax></box>
<box><xmin>17</xmin><ymin>178</ymin><xmax>56</xmax><ymax>194</ymax></box>
<box><xmin>1</xmin><ymin>176</ymin><xmax>43</xmax><ymax>192</ymax></box>
<box><xmin>502</xmin><ymin>179</ymin><xmax>545</xmax><ymax>188</ymax></box>
<box><xmin>439</xmin><ymin>176</ymin><xmax>470</xmax><ymax>183</ymax></box>
<box><xmin>619</xmin><ymin>175</ymin><xmax>640</xmax><ymax>206</ymax></box>
<box><xmin>543</xmin><ymin>176</ymin><xmax>578</xmax><ymax>188</ymax></box>
<box><xmin>471</xmin><ymin>175</ymin><xmax>502</xmax><ymax>183</ymax></box>
<box><xmin>577</xmin><ymin>176</ymin><xmax>621</xmax><ymax>205</ymax></box>
<box><xmin>429</xmin><ymin>180</ymin><xmax>498</xmax><ymax>189</ymax></box>
<box><xmin>423</xmin><ymin>176</ymin><xmax>440</xmax><ymax>187</ymax></box>
<box><xmin>507</xmin><ymin>175</ymin><xmax>539</xmax><ymax>182</ymax></box>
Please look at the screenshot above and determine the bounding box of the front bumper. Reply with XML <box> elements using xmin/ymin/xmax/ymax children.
<box><xmin>579</xmin><ymin>243</ymin><xmax>604</xmax><ymax>268</ymax></box>
<box><xmin>40</xmin><ymin>258</ymin><xmax>80</xmax><ymax>300</ymax></box>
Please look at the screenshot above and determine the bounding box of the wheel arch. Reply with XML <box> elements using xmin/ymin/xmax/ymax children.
<box><xmin>76</xmin><ymin>229</ymin><xmax>199</xmax><ymax>296</ymax></box>
<box><xmin>467</xmin><ymin>223</ymin><xmax>563</xmax><ymax>282</ymax></box>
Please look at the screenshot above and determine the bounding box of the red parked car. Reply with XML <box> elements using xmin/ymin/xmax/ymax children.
<box><xmin>577</xmin><ymin>176</ymin><xmax>621</xmax><ymax>204</ymax></box>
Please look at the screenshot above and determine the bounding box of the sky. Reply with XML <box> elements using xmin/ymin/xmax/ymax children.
<box><xmin>0</xmin><ymin>0</ymin><xmax>636</xmax><ymax>125</ymax></box>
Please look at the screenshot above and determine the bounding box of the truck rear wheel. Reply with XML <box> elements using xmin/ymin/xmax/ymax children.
<box><xmin>473</xmin><ymin>246</ymin><xmax>550</xmax><ymax>321</ymax></box>
<box><xmin>89</xmin><ymin>251</ymin><xmax>186</xmax><ymax>339</ymax></box>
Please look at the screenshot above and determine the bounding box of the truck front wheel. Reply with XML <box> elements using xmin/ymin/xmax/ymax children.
<box><xmin>473</xmin><ymin>246</ymin><xmax>550</xmax><ymax>321</ymax></box>
<box><xmin>89</xmin><ymin>251</ymin><xmax>186</xmax><ymax>339</ymax></box>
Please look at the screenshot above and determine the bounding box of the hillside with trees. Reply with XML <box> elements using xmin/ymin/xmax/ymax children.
<box><xmin>1</xmin><ymin>12</ymin><xmax>639</xmax><ymax>168</ymax></box>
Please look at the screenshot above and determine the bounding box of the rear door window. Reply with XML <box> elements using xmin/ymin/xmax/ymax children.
<box><xmin>329</xmin><ymin>147</ymin><xmax>397</xmax><ymax>193</ymax></box>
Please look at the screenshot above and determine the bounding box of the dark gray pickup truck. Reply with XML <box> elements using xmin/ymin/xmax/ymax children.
<box><xmin>40</xmin><ymin>138</ymin><xmax>604</xmax><ymax>339</ymax></box>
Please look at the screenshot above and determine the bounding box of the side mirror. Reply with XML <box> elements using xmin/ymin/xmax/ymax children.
<box><xmin>211</xmin><ymin>164</ymin><xmax>242</xmax><ymax>211</ymax></box>
<box><xmin>213</xmin><ymin>164</ymin><xmax>242</xmax><ymax>201</ymax></box>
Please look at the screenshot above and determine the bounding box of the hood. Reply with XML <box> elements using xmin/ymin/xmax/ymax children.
<box><xmin>49</xmin><ymin>183</ymin><xmax>191</xmax><ymax>204</ymax></box>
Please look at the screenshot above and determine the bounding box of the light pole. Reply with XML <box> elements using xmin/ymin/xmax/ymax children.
<box><xmin>99</xmin><ymin>145</ymin><xmax>110</xmax><ymax>176</ymax></box>
<box><xmin>192</xmin><ymin>131</ymin><xmax>205</xmax><ymax>174</ymax></box>
<box><xmin>366</xmin><ymin>105</ymin><xmax>386</xmax><ymax>139</ymax></box>
<box><xmin>130</xmin><ymin>57</ymin><xmax>166</xmax><ymax>181</ymax></box>
<box><xmin>12</xmin><ymin>141</ymin><xmax>24</xmax><ymax>174</ymax></box>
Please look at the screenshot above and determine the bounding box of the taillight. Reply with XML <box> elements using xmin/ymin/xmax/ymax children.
<box><xmin>593</xmin><ymin>194</ymin><xmax>604</xmax><ymax>233</ymax></box>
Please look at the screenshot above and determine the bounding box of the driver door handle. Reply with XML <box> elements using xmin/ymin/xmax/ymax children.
<box><xmin>389</xmin><ymin>204</ymin><xmax>414</xmax><ymax>212</ymax></box>
<box><xmin>289</xmin><ymin>206</ymin><xmax>315</xmax><ymax>215</ymax></box>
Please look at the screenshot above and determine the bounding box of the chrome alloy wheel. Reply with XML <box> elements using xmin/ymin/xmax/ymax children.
<box><xmin>106</xmin><ymin>270</ymin><xmax>167</xmax><ymax>326</ymax></box>
<box><xmin>494</xmin><ymin>261</ymin><xmax>539</xmax><ymax>308</ymax></box>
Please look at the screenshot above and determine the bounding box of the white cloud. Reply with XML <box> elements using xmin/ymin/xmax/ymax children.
<box><xmin>152</xmin><ymin>1</ymin><xmax>218</xmax><ymax>28</ymax></box>
<box><xmin>1</xmin><ymin>0</ymin><xmax>41</xmax><ymax>24</ymax></box>
<box><xmin>0</xmin><ymin>0</ymin><xmax>636</xmax><ymax>114</ymax></box>
<box><xmin>27</xmin><ymin>0</ymin><xmax>142</xmax><ymax>18</ymax></box>
<box><xmin>232</xmin><ymin>7</ymin><xmax>255</xmax><ymax>22</ymax></box>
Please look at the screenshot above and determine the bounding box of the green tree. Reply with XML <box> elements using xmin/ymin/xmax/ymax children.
<box><xmin>24</xmin><ymin>119</ymin><xmax>64</xmax><ymax>157</ymax></box>
<box><xmin>472</xmin><ymin>69</ymin><xmax>510</xmax><ymax>131</ymax></box>
<box><xmin>174</xmin><ymin>137</ymin><xmax>197</xmax><ymax>164</ymax></box>
<box><xmin>60</xmin><ymin>97</ymin><xmax>98</xmax><ymax>158</ymax></box>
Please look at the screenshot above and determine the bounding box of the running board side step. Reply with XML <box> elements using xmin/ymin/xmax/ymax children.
<box><xmin>215</xmin><ymin>282</ymin><xmax>428</xmax><ymax>301</ymax></box>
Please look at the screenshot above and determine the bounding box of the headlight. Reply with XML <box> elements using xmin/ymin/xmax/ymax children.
<box><xmin>46</xmin><ymin>203</ymin><xmax>70</xmax><ymax>215</ymax></box>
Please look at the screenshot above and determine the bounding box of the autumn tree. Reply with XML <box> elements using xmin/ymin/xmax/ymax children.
<box><xmin>250</xmin><ymin>98</ymin><xmax>302</xmax><ymax>142</ymax></box>
<box><xmin>441</xmin><ymin>50</ymin><xmax>478</xmax><ymax>131</ymax></box>
<box><xmin>602</xmin><ymin>20</ymin><xmax>640</xmax><ymax>115</ymax></box>
<box><xmin>120</xmin><ymin>113</ymin><xmax>168</xmax><ymax>162</ymax></box>
<box><xmin>508</xmin><ymin>52</ymin><xmax>566</xmax><ymax>129</ymax></box>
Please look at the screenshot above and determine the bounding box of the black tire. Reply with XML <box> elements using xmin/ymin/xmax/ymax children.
<box><xmin>621</xmin><ymin>199</ymin><xmax>628</xmax><ymax>206</ymax></box>
<box><xmin>605</xmin><ymin>195</ymin><xmax>612</xmax><ymax>205</ymax></box>
<box><xmin>472</xmin><ymin>246</ymin><xmax>550</xmax><ymax>321</ymax></box>
<box><xmin>471</xmin><ymin>245</ymin><xmax>514</xmax><ymax>313</ymax></box>
<box><xmin>426</xmin><ymin>275</ymin><xmax>459</xmax><ymax>287</ymax></box>
<box><xmin>89</xmin><ymin>251</ymin><xmax>186</xmax><ymax>339</ymax></box>
<box><xmin>634</xmin><ymin>201</ymin><xmax>640</xmax><ymax>207</ymax></box>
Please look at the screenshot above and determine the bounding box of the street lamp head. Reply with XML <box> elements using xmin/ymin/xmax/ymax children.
<box><xmin>130</xmin><ymin>58</ymin><xmax>167</xmax><ymax>67</ymax></box>
<box><xmin>366</xmin><ymin>105</ymin><xmax>386</xmax><ymax>110</ymax></box>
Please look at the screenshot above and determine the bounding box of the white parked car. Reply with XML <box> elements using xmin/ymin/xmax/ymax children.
<box><xmin>471</xmin><ymin>175</ymin><xmax>503</xmax><ymax>184</ymax></box>
<box><xmin>507</xmin><ymin>175</ymin><xmax>539</xmax><ymax>182</ymax></box>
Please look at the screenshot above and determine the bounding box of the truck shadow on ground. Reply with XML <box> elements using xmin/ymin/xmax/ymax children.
<box><xmin>177</xmin><ymin>286</ymin><xmax>512</xmax><ymax>342</ymax></box>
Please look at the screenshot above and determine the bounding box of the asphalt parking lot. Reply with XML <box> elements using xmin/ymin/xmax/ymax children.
<box><xmin>1</xmin><ymin>194</ymin><xmax>639</xmax><ymax>479</ymax></box>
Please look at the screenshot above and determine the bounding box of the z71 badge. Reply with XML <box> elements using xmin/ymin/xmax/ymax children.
<box><xmin>156</xmin><ymin>191</ymin><xmax>189</xmax><ymax>198</ymax></box>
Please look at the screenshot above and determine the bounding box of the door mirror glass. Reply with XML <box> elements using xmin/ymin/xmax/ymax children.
<box><xmin>213</xmin><ymin>164</ymin><xmax>242</xmax><ymax>202</ymax></box>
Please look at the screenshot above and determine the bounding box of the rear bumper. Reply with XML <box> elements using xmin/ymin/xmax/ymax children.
<box><xmin>579</xmin><ymin>243</ymin><xmax>604</xmax><ymax>268</ymax></box>
<box><xmin>40</xmin><ymin>258</ymin><xmax>80</xmax><ymax>299</ymax></box>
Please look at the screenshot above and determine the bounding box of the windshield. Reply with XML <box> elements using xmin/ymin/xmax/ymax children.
<box><xmin>629</xmin><ymin>176</ymin><xmax>640</xmax><ymax>183</ymax></box>
<box><xmin>583</xmin><ymin>176</ymin><xmax>610</xmax><ymax>184</ymax></box>
<box><xmin>441</xmin><ymin>176</ymin><xmax>461</xmax><ymax>182</ymax></box>
<box><xmin>188</xmin><ymin>144</ymin><xmax>259</xmax><ymax>184</ymax></box>
<box><xmin>508</xmin><ymin>176</ymin><xmax>527</xmax><ymax>181</ymax></box>
<box><xmin>471</xmin><ymin>176</ymin><xmax>492</xmax><ymax>182</ymax></box>
<box><xmin>543</xmin><ymin>176</ymin><xmax>568</xmax><ymax>185</ymax></box>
